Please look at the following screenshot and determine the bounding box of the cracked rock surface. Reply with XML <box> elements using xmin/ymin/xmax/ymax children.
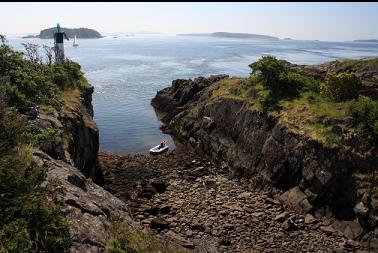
<box><xmin>33</xmin><ymin>150</ymin><xmax>133</xmax><ymax>253</ymax></box>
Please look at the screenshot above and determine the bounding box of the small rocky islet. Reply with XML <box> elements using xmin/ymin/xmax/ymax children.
<box><xmin>1</xmin><ymin>36</ymin><xmax>377</xmax><ymax>253</ymax></box>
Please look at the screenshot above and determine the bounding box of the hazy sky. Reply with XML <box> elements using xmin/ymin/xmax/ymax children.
<box><xmin>1</xmin><ymin>2</ymin><xmax>378</xmax><ymax>41</ymax></box>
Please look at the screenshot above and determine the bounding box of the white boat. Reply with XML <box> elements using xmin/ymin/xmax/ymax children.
<box><xmin>149</xmin><ymin>144</ymin><xmax>169</xmax><ymax>155</ymax></box>
<box><xmin>73</xmin><ymin>35</ymin><xmax>78</xmax><ymax>47</ymax></box>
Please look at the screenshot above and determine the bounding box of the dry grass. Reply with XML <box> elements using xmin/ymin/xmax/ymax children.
<box><xmin>278</xmin><ymin>91</ymin><xmax>350</xmax><ymax>146</ymax></box>
<box><xmin>61</xmin><ymin>89</ymin><xmax>97</xmax><ymax>129</ymax></box>
<box><xmin>209</xmin><ymin>77</ymin><xmax>355</xmax><ymax>146</ymax></box>
<box><xmin>61</xmin><ymin>89</ymin><xmax>82</xmax><ymax>111</ymax></box>
<box><xmin>106</xmin><ymin>221</ymin><xmax>191</xmax><ymax>253</ymax></box>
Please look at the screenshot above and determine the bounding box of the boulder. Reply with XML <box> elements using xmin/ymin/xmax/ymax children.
<box><xmin>164</xmin><ymin>231</ymin><xmax>194</xmax><ymax>249</ymax></box>
<box><xmin>304</xmin><ymin>214</ymin><xmax>317</xmax><ymax>224</ymax></box>
<box><xmin>333</xmin><ymin>219</ymin><xmax>364</xmax><ymax>240</ymax></box>
<box><xmin>274</xmin><ymin>212</ymin><xmax>289</xmax><ymax>222</ymax></box>
<box><xmin>151</xmin><ymin>217</ymin><xmax>169</xmax><ymax>230</ymax></box>
<box><xmin>279</xmin><ymin>186</ymin><xmax>313</xmax><ymax>214</ymax></box>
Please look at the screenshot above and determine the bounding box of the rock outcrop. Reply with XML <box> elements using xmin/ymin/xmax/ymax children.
<box><xmin>59</xmin><ymin>87</ymin><xmax>103</xmax><ymax>184</ymax></box>
<box><xmin>286</xmin><ymin>57</ymin><xmax>378</xmax><ymax>99</ymax></box>
<box><xmin>30</xmin><ymin>87</ymin><xmax>102</xmax><ymax>184</ymax></box>
<box><xmin>26</xmin><ymin>86</ymin><xmax>124</xmax><ymax>251</ymax></box>
<box><xmin>33</xmin><ymin>150</ymin><xmax>133</xmax><ymax>253</ymax></box>
<box><xmin>151</xmin><ymin>74</ymin><xmax>378</xmax><ymax>239</ymax></box>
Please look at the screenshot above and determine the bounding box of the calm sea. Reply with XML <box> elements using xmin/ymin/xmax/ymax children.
<box><xmin>7</xmin><ymin>35</ymin><xmax>378</xmax><ymax>155</ymax></box>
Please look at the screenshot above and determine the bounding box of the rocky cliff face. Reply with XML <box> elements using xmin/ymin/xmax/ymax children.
<box><xmin>33</xmin><ymin>150</ymin><xmax>133</xmax><ymax>253</ymax></box>
<box><xmin>152</xmin><ymin>75</ymin><xmax>378</xmax><ymax>239</ymax></box>
<box><xmin>26</xmin><ymin>86</ymin><xmax>128</xmax><ymax>251</ymax></box>
<box><xmin>59</xmin><ymin>87</ymin><xmax>103</xmax><ymax>184</ymax></box>
<box><xmin>29</xmin><ymin>87</ymin><xmax>102</xmax><ymax>183</ymax></box>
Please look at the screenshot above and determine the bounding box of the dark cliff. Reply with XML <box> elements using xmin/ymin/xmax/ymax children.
<box><xmin>152</xmin><ymin>71</ymin><xmax>378</xmax><ymax>241</ymax></box>
<box><xmin>59</xmin><ymin>87</ymin><xmax>103</xmax><ymax>184</ymax></box>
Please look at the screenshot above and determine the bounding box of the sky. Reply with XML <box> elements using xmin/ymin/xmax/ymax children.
<box><xmin>1</xmin><ymin>2</ymin><xmax>378</xmax><ymax>41</ymax></box>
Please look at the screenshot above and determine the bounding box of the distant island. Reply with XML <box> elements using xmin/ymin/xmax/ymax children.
<box><xmin>177</xmin><ymin>32</ymin><xmax>279</xmax><ymax>40</ymax></box>
<box><xmin>354</xmin><ymin>39</ymin><xmax>378</xmax><ymax>43</ymax></box>
<box><xmin>37</xmin><ymin>27</ymin><xmax>103</xmax><ymax>39</ymax></box>
<box><xmin>22</xmin><ymin>34</ymin><xmax>39</xmax><ymax>39</ymax></box>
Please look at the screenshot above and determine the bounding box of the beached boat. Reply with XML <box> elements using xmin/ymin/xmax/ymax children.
<box><xmin>149</xmin><ymin>143</ymin><xmax>169</xmax><ymax>155</ymax></box>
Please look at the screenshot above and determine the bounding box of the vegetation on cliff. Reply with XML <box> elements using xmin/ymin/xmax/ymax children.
<box><xmin>211</xmin><ymin>56</ymin><xmax>377</xmax><ymax>145</ymax></box>
<box><xmin>0</xmin><ymin>35</ymin><xmax>91</xmax><ymax>252</ymax></box>
<box><xmin>106</xmin><ymin>221</ymin><xmax>190</xmax><ymax>253</ymax></box>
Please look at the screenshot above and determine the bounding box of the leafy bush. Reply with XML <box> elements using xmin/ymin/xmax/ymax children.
<box><xmin>249</xmin><ymin>56</ymin><xmax>322</xmax><ymax>111</ymax></box>
<box><xmin>286</xmin><ymin>71</ymin><xmax>321</xmax><ymax>93</ymax></box>
<box><xmin>320</xmin><ymin>72</ymin><xmax>361</xmax><ymax>101</ymax></box>
<box><xmin>0</xmin><ymin>35</ymin><xmax>88</xmax><ymax>111</ymax></box>
<box><xmin>249</xmin><ymin>56</ymin><xmax>288</xmax><ymax>92</ymax></box>
<box><xmin>348</xmin><ymin>95</ymin><xmax>378</xmax><ymax>136</ymax></box>
<box><xmin>0</xmin><ymin>37</ymin><xmax>72</xmax><ymax>252</ymax></box>
<box><xmin>30</xmin><ymin>127</ymin><xmax>60</xmax><ymax>154</ymax></box>
<box><xmin>249</xmin><ymin>56</ymin><xmax>321</xmax><ymax>99</ymax></box>
<box><xmin>0</xmin><ymin>100</ymin><xmax>71</xmax><ymax>252</ymax></box>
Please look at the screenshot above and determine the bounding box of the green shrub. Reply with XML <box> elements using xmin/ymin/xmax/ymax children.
<box><xmin>249</xmin><ymin>56</ymin><xmax>288</xmax><ymax>92</ymax></box>
<box><xmin>348</xmin><ymin>95</ymin><xmax>378</xmax><ymax>136</ymax></box>
<box><xmin>320</xmin><ymin>72</ymin><xmax>361</xmax><ymax>101</ymax></box>
<box><xmin>249</xmin><ymin>56</ymin><xmax>320</xmax><ymax>99</ymax></box>
<box><xmin>0</xmin><ymin>35</ymin><xmax>87</xmax><ymax>111</ymax></box>
<box><xmin>0</xmin><ymin>151</ymin><xmax>72</xmax><ymax>253</ymax></box>
<box><xmin>256</xmin><ymin>91</ymin><xmax>280</xmax><ymax>112</ymax></box>
<box><xmin>0</xmin><ymin>37</ymin><xmax>72</xmax><ymax>252</ymax></box>
<box><xmin>286</xmin><ymin>71</ymin><xmax>321</xmax><ymax>93</ymax></box>
<box><xmin>30</xmin><ymin>127</ymin><xmax>60</xmax><ymax>154</ymax></box>
<box><xmin>249</xmin><ymin>56</ymin><xmax>322</xmax><ymax>111</ymax></box>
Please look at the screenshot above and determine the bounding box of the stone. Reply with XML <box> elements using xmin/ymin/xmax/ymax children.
<box><xmin>144</xmin><ymin>205</ymin><xmax>159</xmax><ymax>216</ymax></box>
<box><xmin>159</xmin><ymin>205</ymin><xmax>172</xmax><ymax>214</ymax></box>
<box><xmin>320</xmin><ymin>225</ymin><xmax>336</xmax><ymax>234</ymax></box>
<box><xmin>274</xmin><ymin>212</ymin><xmax>289</xmax><ymax>222</ymax></box>
<box><xmin>151</xmin><ymin>179</ymin><xmax>167</xmax><ymax>193</ymax></box>
<box><xmin>165</xmin><ymin>231</ymin><xmax>195</xmax><ymax>249</ymax></box>
<box><xmin>265</xmin><ymin>197</ymin><xmax>280</xmax><ymax>205</ymax></box>
<box><xmin>369</xmin><ymin>238</ymin><xmax>378</xmax><ymax>249</ymax></box>
<box><xmin>219</xmin><ymin>237</ymin><xmax>231</xmax><ymax>246</ymax></box>
<box><xmin>238</xmin><ymin>192</ymin><xmax>252</xmax><ymax>199</ymax></box>
<box><xmin>279</xmin><ymin>186</ymin><xmax>313</xmax><ymax>214</ymax></box>
<box><xmin>204</xmin><ymin>179</ymin><xmax>217</xmax><ymax>189</ymax></box>
<box><xmin>304</xmin><ymin>214</ymin><xmax>317</xmax><ymax>224</ymax></box>
<box><xmin>151</xmin><ymin>217</ymin><xmax>169</xmax><ymax>230</ymax></box>
<box><xmin>333</xmin><ymin>219</ymin><xmax>364</xmax><ymax>240</ymax></box>
<box><xmin>223</xmin><ymin>203</ymin><xmax>244</xmax><ymax>212</ymax></box>
<box><xmin>354</xmin><ymin>202</ymin><xmax>369</xmax><ymax>217</ymax></box>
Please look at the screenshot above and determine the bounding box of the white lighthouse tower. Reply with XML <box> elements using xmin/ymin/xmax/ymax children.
<box><xmin>53</xmin><ymin>23</ymin><xmax>69</xmax><ymax>64</ymax></box>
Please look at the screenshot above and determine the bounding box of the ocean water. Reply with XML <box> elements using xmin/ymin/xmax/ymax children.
<box><xmin>7</xmin><ymin>35</ymin><xmax>378</xmax><ymax>155</ymax></box>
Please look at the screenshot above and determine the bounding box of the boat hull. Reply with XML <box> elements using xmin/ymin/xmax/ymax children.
<box><xmin>149</xmin><ymin>145</ymin><xmax>169</xmax><ymax>155</ymax></box>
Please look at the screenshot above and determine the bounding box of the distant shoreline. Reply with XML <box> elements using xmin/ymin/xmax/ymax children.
<box><xmin>177</xmin><ymin>32</ymin><xmax>279</xmax><ymax>40</ymax></box>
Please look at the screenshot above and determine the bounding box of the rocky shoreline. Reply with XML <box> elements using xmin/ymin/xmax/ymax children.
<box><xmin>25</xmin><ymin>58</ymin><xmax>377</xmax><ymax>252</ymax></box>
<box><xmin>99</xmin><ymin>148</ymin><xmax>375</xmax><ymax>252</ymax></box>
